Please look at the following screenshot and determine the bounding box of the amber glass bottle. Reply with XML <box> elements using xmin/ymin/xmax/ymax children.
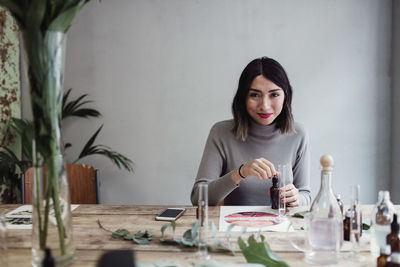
<box><xmin>270</xmin><ymin>176</ymin><xmax>279</xmax><ymax>210</ymax></box>
<box><xmin>343</xmin><ymin>209</ymin><xmax>352</xmax><ymax>241</ymax></box>
<box><xmin>387</xmin><ymin>214</ymin><xmax>400</xmax><ymax>253</ymax></box>
<box><xmin>377</xmin><ymin>245</ymin><xmax>391</xmax><ymax>267</ymax></box>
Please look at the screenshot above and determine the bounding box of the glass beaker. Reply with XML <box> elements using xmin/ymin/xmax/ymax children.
<box><xmin>344</xmin><ymin>184</ymin><xmax>365</xmax><ymax>262</ymax></box>
<box><xmin>278</xmin><ymin>164</ymin><xmax>288</xmax><ymax>217</ymax></box>
<box><xmin>194</xmin><ymin>182</ymin><xmax>210</xmax><ymax>260</ymax></box>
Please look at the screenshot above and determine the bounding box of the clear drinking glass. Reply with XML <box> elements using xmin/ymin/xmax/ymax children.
<box><xmin>278</xmin><ymin>164</ymin><xmax>288</xmax><ymax>218</ymax></box>
<box><xmin>0</xmin><ymin>212</ymin><xmax>7</xmax><ymax>267</ymax></box>
<box><xmin>194</xmin><ymin>182</ymin><xmax>210</xmax><ymax>260</ymax></box>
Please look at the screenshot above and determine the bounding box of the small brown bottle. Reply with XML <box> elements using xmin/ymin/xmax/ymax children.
<box><xmin>343</xmin><ymin>209</ymin><xmax>352</xmax><ymax>241</ymax></box>
<box><xmin>270</xmin><ymin>176</ymin><xmax>279</xmax><ymax>210</ymax></box>
<box><xmin>377</xmin><ymin>245</ymin><xmax>391</xmax><ymax>267</ymax></box>
<box><xmin>387</xmin><ymin>213</ymin><xmax>400</xmax><ymax>253</ymax></box>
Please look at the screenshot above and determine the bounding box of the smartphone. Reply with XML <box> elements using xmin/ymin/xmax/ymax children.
<box><xmin>155</xmin><ymin>208</ymin><xmax>186</xmax><ymax>221</ymax></box>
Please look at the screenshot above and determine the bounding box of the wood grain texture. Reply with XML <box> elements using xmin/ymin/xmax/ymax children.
<box><xmin>2</xmin><ymin>204</ymin><xmax>395</xmax><ymax>267</ymax></box>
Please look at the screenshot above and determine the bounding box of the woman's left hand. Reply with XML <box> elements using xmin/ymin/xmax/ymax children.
<box><xmin>280</xmin><ymin>184</ymin><xmax>299</xmax><ymax>207</ymax></box>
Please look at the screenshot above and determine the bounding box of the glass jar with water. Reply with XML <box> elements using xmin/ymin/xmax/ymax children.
<box><xmin>306</xmin><ymin>155</ymin><xmax>343</xmax><ymax>264</ymax></box>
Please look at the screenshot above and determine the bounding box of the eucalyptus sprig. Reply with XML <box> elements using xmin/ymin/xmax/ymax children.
<box><xmin>97</xmin><ymin>220</ymin><xmax>152</xmax><ymax>245</ymax></box>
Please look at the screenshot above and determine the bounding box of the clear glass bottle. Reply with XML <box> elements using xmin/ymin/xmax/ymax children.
<box><xmin>370</xmin><ymin>191</ymin><xmax>395</xmax><ymax>257</ymax></box>
<box><xmin>306</xmin><ymin>155</ymin><xmax>343</xmax><ymax>264</ymax></box>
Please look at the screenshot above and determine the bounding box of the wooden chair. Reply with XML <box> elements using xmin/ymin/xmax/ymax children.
<box><xmin>22</xmin><ymin>163</ymin><xmax>99</xmax><ymax>204</ymax></box>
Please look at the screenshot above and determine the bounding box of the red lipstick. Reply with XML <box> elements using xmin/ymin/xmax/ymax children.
<box><xmin>258</xmin><ymin>113</ymin><xmax>273</xmax><ymax>119</ymax></box>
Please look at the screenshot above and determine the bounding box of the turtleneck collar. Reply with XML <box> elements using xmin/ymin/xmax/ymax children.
<box><xmin>248</xmin><ymin>119</ymin><xmax>278</xmax><ymax>137</ymax></box>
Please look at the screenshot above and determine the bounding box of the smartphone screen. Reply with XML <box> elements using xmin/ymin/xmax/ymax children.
<box><xmin>155</xmin><ymin>208</ymin><xmax>185</xmax><ymax>221</ymax></box>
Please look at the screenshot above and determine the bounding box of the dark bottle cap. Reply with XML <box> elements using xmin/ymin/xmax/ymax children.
<box><xmin>391</xmin><ymin>213</ymin><xmax>399</xmax><ymax>232</ymax></box>
<box><xmin>272</xmin><ymin>176</ymin><xmax>278</xmax><ymax>186</ymax></box>
<box><xmin>42</xmin><ymin>248</ymin><xmax>55</xmax><ymax>267</ymax></box>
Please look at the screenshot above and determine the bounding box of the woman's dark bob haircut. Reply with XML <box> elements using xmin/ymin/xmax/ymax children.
<box><xmin>232</xmin><ymin>57</ymin><xmax>295</xmax><ymax>141</ymax></box>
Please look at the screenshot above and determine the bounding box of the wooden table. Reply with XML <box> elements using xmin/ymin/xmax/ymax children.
<box><xmin>0</xmin><ymin>204</ymin><xmax>393</xmax><ymax>266</ymax></box>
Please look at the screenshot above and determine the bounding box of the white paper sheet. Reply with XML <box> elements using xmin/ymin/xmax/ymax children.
<box><xmin>6</xmin><ymin>204</ymin><xmax>79</xmax><ymax>229</ymax></box>
<box><xmin>218</xmin><ymin>206</ymin><xmax>293</xmax><ymax>232</ymax></box>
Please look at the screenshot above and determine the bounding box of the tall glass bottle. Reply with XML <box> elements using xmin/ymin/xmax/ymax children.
<box><xmin>370</xmin><ymin>191</ymin><xmax>395</xmax><ymax>257</ymax></box>
<box><xmin>306</xmin><ymin>155</ymin><xmax>343</xmax><ymax>264</ymax></box>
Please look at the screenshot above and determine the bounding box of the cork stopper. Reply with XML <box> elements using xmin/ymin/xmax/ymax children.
<box><xmin>320</xmin><ymin>154</ymin><xmax>334</xmax><ymax>172</ymax></box>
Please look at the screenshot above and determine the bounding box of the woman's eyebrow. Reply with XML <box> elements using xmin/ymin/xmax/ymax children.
<box><xmin>268</xmin><ymin>89</ymin><xmax>282</xmax><ymax>92</ymax></box>
<box><xmin>249</xmin><ymin>88</ymin><xmax>282</xmax><ymax>93</ymax></box>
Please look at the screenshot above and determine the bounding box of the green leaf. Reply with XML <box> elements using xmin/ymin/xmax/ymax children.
<box><xmin>183</xmin><ymin>229</ymin><xmax>193</xmax><ymax>241</ymax></box>
<box><xmin>292</xmin><ymin>211</ymin><xmax>309</xmax><ymax>219</ymax></box>
<box><xmin>48</xmin><ymin>1</ymin><xmax>87</xmax><ymax>32</ymax></box>
<box><xmin>77</xmin><ymin>125</ymin><xmax>103</xmax><ymax>159</ymax></box>
<box><xmin>238</xmin><ymin>235</ymin><xmax>289</xmax><ymax>267</ymax></box>
<box><xmin>226</xmin><ymin>223</ymin><xmax>236</xmax><ymax>238</ymax></box>
<box><xmin>133</xmin><ymin>237</ymin><xmax>150</xmax><ymax>245</ymax></box>
<box><xmin>161</xmin><ymin>223</ymin><xmax>169</xmax><ymax>240</ymax></box>
<box><xmin>191</xmin><ymin>220</ymin><xmax>200</xmax><ymax>240</ymax></box>
<box><xmin>26</xmin><ymin>0</ymin><xmax>46</xmax><ymax>30</ymax></box>
<box><xmin>111</xmin><ymin>229</ymin><xmax>130</xmax><ymax>239</ymax></box>
<box><xmin>362</xmin><ymin>223</ymin><xmax>370</xmax><ymax>231</ymax></box>
<box><xmin>171</xmin><ymin>221</ymin><xmax>176</xmax><ymax>232</ymax></box>
<box><xmin>210</xmin><ymin>221</ymin><xmax>224</xmax><ymax>249</ymax></box>
<box><xmin>62</xmin><ymin>89</ymin><xmax>101</xmax><ymax>119</ymax></box>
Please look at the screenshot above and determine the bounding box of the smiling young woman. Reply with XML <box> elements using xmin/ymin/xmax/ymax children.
<box><xmin>190</xmin><ymin>57</ymin><xmax>311</xmax><ymax>207</ymax></box>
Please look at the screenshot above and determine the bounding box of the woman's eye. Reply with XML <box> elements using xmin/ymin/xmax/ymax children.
<box><xmin>271</xmin><ymin>93</ymin><xmax>280</xmax><ymax>97</ymax></box>
<box><xmin>249</xmin><ymin>93</ymin><xmax>261</xmax><ymax>98</ymax></box>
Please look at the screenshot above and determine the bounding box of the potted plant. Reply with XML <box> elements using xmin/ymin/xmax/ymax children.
<box><xmin>12</xmin><ymin>88</ymin><xmax>134</xmax><ymax>204</ymax></box>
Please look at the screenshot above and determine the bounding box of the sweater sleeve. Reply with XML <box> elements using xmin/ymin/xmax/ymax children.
<box><xmin>292</xmin><ymin>127</ymin><xmax>312</xmax><ymax>206</ymax></box>
<box><xmin>190</xmin><ymin>125</ymin><xmax>238</xmax><ymax>206</ymax></box>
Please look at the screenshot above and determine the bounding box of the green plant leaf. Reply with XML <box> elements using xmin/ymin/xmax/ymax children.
<box><xmin>11</xmin><ymin>118</ymin><xmax>34</xmax><ymax>161</ymax></box>
<box><xmin>210</xmin><ymin>221</ymin><xmax>224</xmax><ymax>249</ymax></box>
<box><xmin>133</xmin><ymin>237</ymin><xmax>150</xmax><ymax>245</ymax></box>
<box><xmin>75</xmin><ymin>126</ymin><xmax>134</xmax><ymax>172</ymax></box>
<box><xmin>362</xmin><ymin>223</ymin><xmax>370</xmax><ymax>231</ymax></box>
<box><xmin>26</xmin><ymin>0</ymin><xmax>46</xmax><ymax>30</ymax></box>
<box><xmin>191</xmin><ymin>220</ymin><xmax>200</xmax><ymax>240</ymax></box>
<box><xmin>292</xmin><ymin>211</ymin><xmax>309</xmax><ymax>219</ymax></box>
<box><xmin>62</xmin><ymin>88</ymin><xmax>101</xmax><ymax>119</ymax></box>
<box><xmin>160</xmin><ymin>223</ymin><xmax>169</xmax><ymax>240</ymax></box>
<box><xmin>48</xmin><ymin>1</ymin><xmax>87</xmax><ymax>32</ymax></box>
<box><xmin>111</xmin><ymin>228</ymin><xmax>130</xmax><ymax>239</ymax></box>
<box><xmin>238</xmin><ymin>235</ymin><xmax>289</xmax><ymax>267</ymax></box>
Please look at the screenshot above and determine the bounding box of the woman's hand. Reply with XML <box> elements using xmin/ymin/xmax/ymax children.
<box><xmin>280</xmin><ymin>183</ymin><xmax>299</xmax><ymax>207</ymax></box>
<box><xmin>231</xmin><ymin>158</ymin><xmax>278</xmax><ymax>185</ymax></box>
<box><xmin>240</xmin><ymin>158</ymin><xmax>278</xmax><ymax>179</ymax></box>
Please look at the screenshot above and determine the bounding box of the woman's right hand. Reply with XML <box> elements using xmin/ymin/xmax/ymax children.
<box><xmin>239</xmin><ymin>158</ymin><xmax>278</xmax><ymax>180</ymax></box>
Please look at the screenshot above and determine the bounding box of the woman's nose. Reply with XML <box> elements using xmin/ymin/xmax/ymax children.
<box><xmin>260</xmin><ymin>96</ymin><xmax>271</xmax><ymax>110</ymax></box>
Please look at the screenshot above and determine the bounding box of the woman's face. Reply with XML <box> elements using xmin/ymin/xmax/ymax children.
<box><xmin>246</xmin><ymin>75</ymin><xmax>285</xmax><ymax>126</ymax></box>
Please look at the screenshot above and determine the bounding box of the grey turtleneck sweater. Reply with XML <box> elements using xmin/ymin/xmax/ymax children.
<box><xmin>190</xmin><ymin>119</ymin><xmax>311</xmax><ymax>206</ymax></box>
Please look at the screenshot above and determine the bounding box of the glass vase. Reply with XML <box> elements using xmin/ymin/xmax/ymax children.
<box><xmin>20</xmin><ymin>30</ymin><xmax>75</xmax><ymax>266</ymax></box>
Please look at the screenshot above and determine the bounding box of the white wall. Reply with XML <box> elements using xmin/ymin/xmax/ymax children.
<box><xmin>23</xmin><ymin>0</ymin><xmax>393</xmax><ymax>205</ymax></box>
<box><xmin>391</xmin><ymin>1</ymin><xmax>400</xmax><ymax>204</ymax></box>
